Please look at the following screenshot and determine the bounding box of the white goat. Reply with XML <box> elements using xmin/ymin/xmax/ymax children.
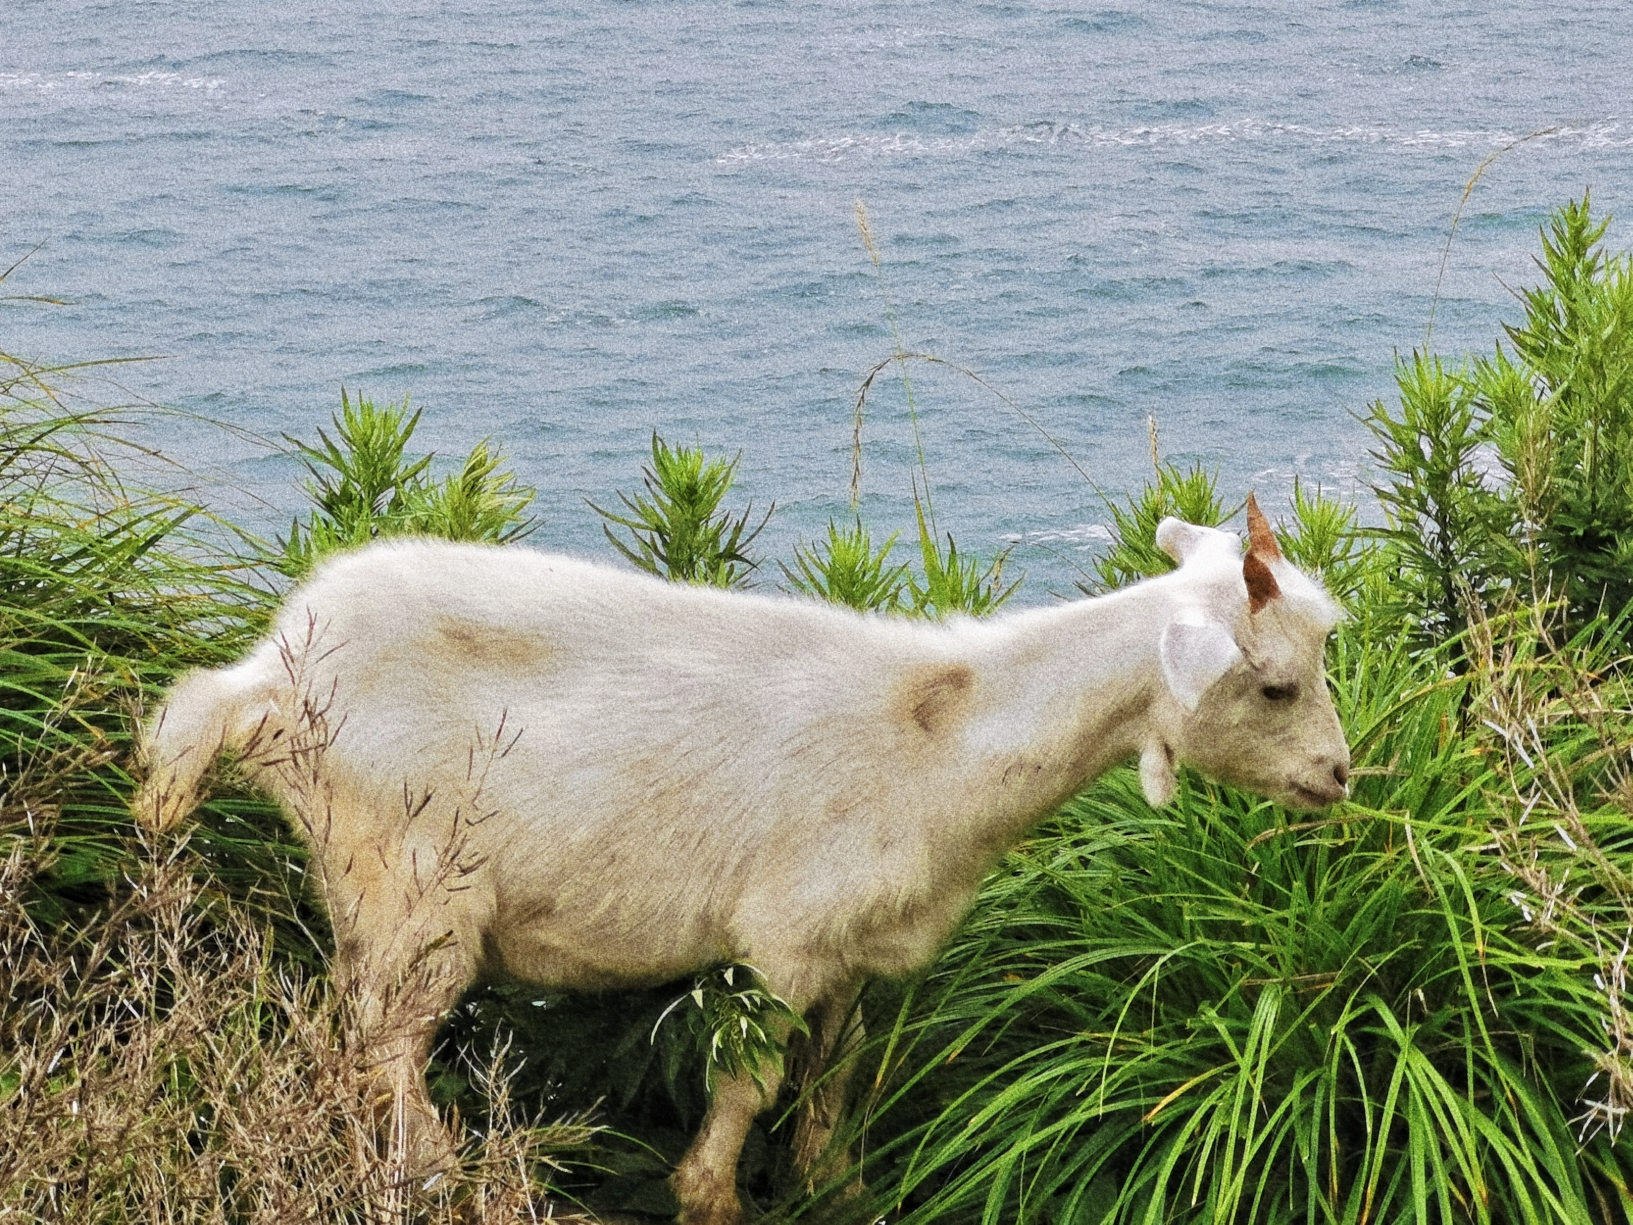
<box><xmin>134</xmin><ymin>498</ymin><xmax>1348</xmax><ymax>1225</ymax></box>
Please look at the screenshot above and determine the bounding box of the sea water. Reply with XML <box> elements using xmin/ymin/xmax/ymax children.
<box><xmin>4</xmin><ymin>0</ymin><xmax>1631</xmax><ymax>599</ymax></box>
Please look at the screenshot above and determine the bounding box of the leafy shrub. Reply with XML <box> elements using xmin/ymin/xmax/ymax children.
<box><xmin>1082</xmin><ymin>461</ymin><xmax>1232</xmax><ymax>592</ymax></box>
<box><xmin>905</xmin><ymin>499</ymin><xmax>1019</xmax><ymax>620</ymax></box>
<box><xmin>782</xmin><ymin>518</ymin><xmax>910</xmax><ymax>613</ymax></box>
<box><xmin>1360</xmin><ymin>352</ymin><xmax>1512</xmax><ymax>648</ymax></box>
<box><xmin>652</xmin><ymin>965</ymin><xmax>809</xmax><ymax>1096</ymax></box>
<box><xmin>590</xmin><ymin>432</ymin><xmax>769</xmax><ymax>588</ymax></box>
<box><xmin>1083</xmin><ymin>463</ymin><xmax>1371</xmax><ymax>606</ymax></box>
<box><xmin>784</xmin><ymin>505</ymin><xmax>1016</xmax><ymax>620</ymax></box>
<box><xmin>1477</xmin><ymin>194</ymin><xmax>1633</xmax><ymax>626</ymax></box>
<box><xmin>1364</xmin><ymin>195</ymin><xmax>1633</xmax><ymax>649</ymax></box>
<box><xmin>281</xmin><ymin>389</ymin><xmax>536</xmax><ymax>577</ymax></box>
<box><xmin>1276</xmin><ymin>477</ymin><xmax>1375</xmax><ymax>606</ymax></box>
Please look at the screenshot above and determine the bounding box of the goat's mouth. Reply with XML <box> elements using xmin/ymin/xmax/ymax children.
<box><xmin>1286</xmin><ymin>781</ymin><xmax>1343</xmax><ymax>810</ymax></box>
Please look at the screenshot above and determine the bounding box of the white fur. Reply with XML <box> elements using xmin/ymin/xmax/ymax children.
<box><xmin>135</xmin><ymin>521</ymin><xmax>1348</xmax><ymax>1224</ymax></box>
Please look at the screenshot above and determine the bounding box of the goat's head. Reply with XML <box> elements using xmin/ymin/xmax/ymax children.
<box><xmin>1139</xmin><ymin>494</ymin><xmax>1350</xmax><ymax>812</ymax></box>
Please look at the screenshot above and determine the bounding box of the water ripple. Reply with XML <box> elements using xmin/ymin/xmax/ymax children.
<box><xmin>0</xmin><ymin>70</ymin><xmax>225</xmax><ymax>94</ymax></box>
<box><xmin>719</xmin><ymin>118</ymin><xmax>1633</xmax><ymax>163</ymax></box>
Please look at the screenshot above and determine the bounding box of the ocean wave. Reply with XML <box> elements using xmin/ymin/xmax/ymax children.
<box><xmin>717</xmin><ymin>131</ymin><xmax>991</xmax><ymax>163</ymax></box>
<box><xmin>1004</xmin><ymin>524</ymin><xmax>1114</xmax><ymax>550</ymax></box>
<box><xmin>717</xmin><ymin>118</ymin><xmax>1633</xmax><ymax>163</ymax></box>
<box><xmin>0</xmin><ymin>70</ymin><xmax>224</xmax><ymax>94</ymax></box>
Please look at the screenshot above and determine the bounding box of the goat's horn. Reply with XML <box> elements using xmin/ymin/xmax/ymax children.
<box><xmin>1245</xmin><ymin>492</ymin><xmax>1282</xmax><ymax>560</ymax></box>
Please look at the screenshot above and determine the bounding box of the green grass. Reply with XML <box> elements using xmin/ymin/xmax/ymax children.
<box><xmin>280</xmin><ymin>387</ymin><xmax>536</xmax><ymax>578</ymax></box>
<box><xmin>824</xmin><ymin>612</ymin><xmax>1633</xmax><ymax>1224</ymax></box>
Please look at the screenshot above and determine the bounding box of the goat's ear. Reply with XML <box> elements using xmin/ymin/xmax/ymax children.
<box><xmin>1243</xmin><ymin>551</ymin><xmax>1281</xmax><ymax>613</ymax></box>
<box><xmin>1242</xmin><ymin>492</ymin><xmax>1284</xmax><ymax>614</ymax></box>
<box><xmin>1245</xmin><ymin>492</ymin><xmax>1283</xmax><ymax>560</ymax></box>
<box><xmin>1156</xmin><ymin>516</ymin><xmax>1208</xmax><ymax>564</ymax></box>
<box><xmin>1158</xmin><ymin>611</ymin><xmax>1243</xmax><ymax>711</ymax></box>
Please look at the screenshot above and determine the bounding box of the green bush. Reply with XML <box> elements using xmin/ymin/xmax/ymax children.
<box><xmin>281</xmin><ymin>388</ymin><xmax>536</xmax><ymax>578</ymax></box>
<box><xmin>1277</xmin><ymin>478</ymin><xmax>1375</xmax><ymax>607</ymax></box>
<box><xmin>1478</xmin><ymin>194</ymin><xmax>1633</xmax><ymax>626</ymax></box>
<box><xmin>1364</xmin><ymin>195</ymin><xmax>1633</xmax><ymax>649</ymax></box>
<box><xmin>1083</xmin><ymin>464</ymin><xmax>1374</xmax><ymax>608</ymax></box>
<box><xmin>904</xmin><ymin>497</ymin><xmax>1020</xmax><ymax>619</ymax></box>
<box><xmin>783</xmin><ymin>507</ymin><xmax>1017</xmax><ymax>620</ymax></box>
<box><xmin>782</xmin><ymin>518</ymin><xmax>910</xmax><ymax>613</ymax></box>
<box><xmin>1083</xmin><ymin>461</ymin><xmax>1233</xmax><ymax>592</ymax></box>
<box><xmin>589</xmin><ymin>432</ymin><xmax>769</xmax><ymax>588</ymax></box>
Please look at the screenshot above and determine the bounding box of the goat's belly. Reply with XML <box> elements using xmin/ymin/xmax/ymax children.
<box><xmin>483</xmin><ymin>909</ymin><xmax>718</xmax><ymax>991</ymax></box>
<box><xmin>482</xmin><ymin>857</ymin><xmax>731</xmax><ymax>992</ymax></box>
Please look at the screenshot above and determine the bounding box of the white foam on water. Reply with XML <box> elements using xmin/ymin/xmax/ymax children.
<box><xmin>716</xmin><ymin>131</ymin><xmax>990</xmax><ymax>164</ymax></box>
<box><xmin>0</xmin><ymin>70</ymin><xmax>225</xmax><ymax>94</ymax></box>
<box><xmin>1004</xmin><ymin>523</ymin><xmax>1114</xmax><ymax>550</ymax></box>
<box><xmin>718</xmin><ymin>118</ymin><xmax>1633</xmax><ymax>163</ymax></box>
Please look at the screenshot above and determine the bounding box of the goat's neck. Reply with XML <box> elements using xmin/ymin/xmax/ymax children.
<box><xmin>955</xmin><ymin>580</ymin><xmax>1175</xmax><ymax>847</ymax></box>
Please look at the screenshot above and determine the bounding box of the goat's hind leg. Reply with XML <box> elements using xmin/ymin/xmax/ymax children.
<box><xmin>787</xmin><ymin>981</ymin><xmax>865</xmax><ymax>1199</ymax></box>
<box><xmin>325</xmin><ymin>826</ymin><xmax>482</xmax><ymax>1185</ymax></box>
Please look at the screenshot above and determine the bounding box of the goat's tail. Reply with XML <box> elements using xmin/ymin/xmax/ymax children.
<box><xmin>133</xmin><ymin>655</ymin><xmax>280</xmax><ymax>833</ymax></box>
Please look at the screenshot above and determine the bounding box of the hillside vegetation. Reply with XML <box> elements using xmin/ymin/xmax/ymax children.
<box><xmin>2</xmin><ymin>198</ymin><xmax>1632</xmax><ymax>1222</ymax></box>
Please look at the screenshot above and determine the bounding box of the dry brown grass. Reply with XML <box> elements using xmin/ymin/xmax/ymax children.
<box><xmin>1469</xmin><ymin>598</ymin><xmax>1633</xmax><ymax>1147</ymax></box>
<box><xmin>0</xmin><ymin>723</ymin><xmax>597</xmax><ymax>1223</ymax></box>
<box><xmin>0</xmin><ymin>374</ymin><xmax>609</xmax><ymax>1221</ymax></box>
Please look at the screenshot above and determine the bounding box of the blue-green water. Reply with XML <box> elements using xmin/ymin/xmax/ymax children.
<box><xmin>5</xmin><ymin>1</ymin><xmax>1632</xmax><ymax>597</ymax></box>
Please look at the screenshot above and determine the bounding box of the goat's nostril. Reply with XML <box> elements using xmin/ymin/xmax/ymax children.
<box><xmin>1333</xmin><ymin>762</ymin><xmax>1350</xmax><ymax>788</ymax></box>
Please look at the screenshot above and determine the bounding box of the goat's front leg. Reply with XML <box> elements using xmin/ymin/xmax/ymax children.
<box><xmin>673</xmin><ymin>1056</ymin><xmax>785</xmax><ymax>1225</ymax></box>
<box><xmin>787</xmin><ymin>981</ymin><xmax>864</xmax><ymax>1196</ymax></box>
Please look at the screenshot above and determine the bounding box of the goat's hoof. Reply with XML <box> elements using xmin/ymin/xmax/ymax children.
<box><xmin>672</xmin><ymin>1164</ymin><xmax>743</xmax><ymax>1225</ymax></box>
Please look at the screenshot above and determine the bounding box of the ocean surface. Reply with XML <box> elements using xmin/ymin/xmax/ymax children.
<box><xmin>4</xmin><ymin>0</ymin><xmax>1632</xmax><ymax>599</ymax></box>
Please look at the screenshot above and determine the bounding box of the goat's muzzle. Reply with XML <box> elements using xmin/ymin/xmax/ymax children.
<box><xmin>1287</xmin><ymin>758</ymin><xmax>1350</xmax><ymax>809</ymax></box>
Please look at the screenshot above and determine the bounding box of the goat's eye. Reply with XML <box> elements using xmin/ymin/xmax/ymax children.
<box><xmin>1261</xmin><ymin>684</ymin><xmax>1298</xmax><ymax>702</ymax></box>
